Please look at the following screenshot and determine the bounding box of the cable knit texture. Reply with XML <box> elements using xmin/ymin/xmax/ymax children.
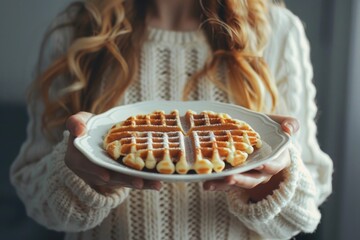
<box><xmin>10</xmin><ymin>5</ymin><xmax>332</xmax><ymax>240</ymax></box>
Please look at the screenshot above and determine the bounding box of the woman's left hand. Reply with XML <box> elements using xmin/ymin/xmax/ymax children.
<box><xmin>203</xmin><ymin>115</ymin><xmax>299</xmax><ymax>202</ymax></box>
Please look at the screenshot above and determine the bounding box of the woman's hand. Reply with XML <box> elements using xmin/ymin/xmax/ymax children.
<box><xmin>203</xmin><ymin>115</ymin><xmax>299</xmax><ymax>202</ymax></box>
<box><xmin>64</xmin><ymin>112</ymin><xmax>162</xmax><ymax>194</ymax></box>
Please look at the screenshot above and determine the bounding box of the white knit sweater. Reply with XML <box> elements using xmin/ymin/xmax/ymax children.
<box><xmin>10</xmin><ymin>6</ymin><xmax>333</xmax><ymax>240</ymax></box>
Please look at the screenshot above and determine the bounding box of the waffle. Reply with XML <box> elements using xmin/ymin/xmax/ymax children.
<box><xmin>103</xmin><ymin>110</ymin><xmax>183</xmax><ymax>147</ymax></box>
<box><xmin>190</xmin><ymin>130</ymin><xmax>261</xmax><ymax>174</ymax></box>
<box><xmin>105</xmin><ymin>131</ymin><xmax>188</xmax><ymax>174</ymax></box>
<box><xmin>185</xmin><ymin>110</ymin><xmax>250</xmax><ymax>133</ymax></box>
<box><xmin>103</xmin><ymin>110</ymin><xmax>262</xmax><ymax>174</ymax></box>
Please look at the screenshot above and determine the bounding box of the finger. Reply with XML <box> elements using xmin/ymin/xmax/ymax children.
<box><xmin>281</xmin><ymin>119</ymin><xmax>300</xmax><ymax>135</ymax></box>
<box><xmin>254</xmin><ymin>165</ymin><xmax>264</xmax><ymax>171</ymax></box>
<box><xmin>106</xmin><ymin>178</ymin><xmax>160</xmax><ymax>190</ymax></box>
<box><xmin>203</xmin><ymin>178</ymin><xmax>232</xmax><ymax>191</ymax></box>
<box><xmin>257</xmin><ymin>163</ymin><xmax>283</xmax><ymax>176</ymax></box>
<box><xmin>268</xmin><ymin>114</ymin><xmax>300</xmax><ymax>135</ymax></box>
<box><xmin>225</xmin><ymin>173</ymin><xmax>272</xmax><ymax>189</ymax></box>
<box><xmin>66</xmin><ymin>112</ymin><xmax>94</xmax><ymax>137</ymax></box>
<box><xmin>74</xmin><ymin>170</ymin><xmax>110</xmax><ymax>187</ymax></box>
<box><xmin>142</xmin><ymin>180</ymin><xmax>163</xmax><ymax>191</ymax></box>
<box><xmin>204</xmin><ymin>172</ymin><xmax>271</xmax><ymax>191</ymax></box>
<box><xmin>109</xmin><ymin>172</ymin><xmax>145</xmax><ymax>190</ymax></box>
<box><xmin>91</xmin><ymin>185</ymin><xmax>118</xmax><ymax>195</ymax></box>
<box><xmin>93</xmin><ymin>178</ymin><xmax>162</xmax><ymax>191</ymax></box>
<box><xmin>203</xmin><ymin>178</ymin><xmax>229</xmax><ymax>191</ymax></box>
<box><xmin>260</xmin><ymin>150</ymin><xmax>290</xmax><ymax>175</ymax></box>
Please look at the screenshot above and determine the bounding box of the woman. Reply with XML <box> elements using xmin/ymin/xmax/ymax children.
<box><xmin>10</xmin><ymin>0</ymin><xmax>333</xmax><ymax>239</ymax></box>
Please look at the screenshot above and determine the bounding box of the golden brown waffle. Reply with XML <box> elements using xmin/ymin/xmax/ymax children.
<box><xmin>105</xmin><ymin>131</ymin><xmax>188</xmax><ymax>174</ymax></box>
<box><xmin>190</xmin><ymin>130</ymin><xmax>262</xmax><ymax>174</ymax></box>
<box><xmin>185</xmin><ymin>110</ymin><xmax>249</xmax><ymax>133</ymax></box>
<box><xmin>103</xmin><ymin>110</ymin><xmax>183</xmax><ymax>147</ymax></box>
<box><xmin>103</xmin><ymin>110</ymin><xmax>262</xmax><ymax>174</ymax></box>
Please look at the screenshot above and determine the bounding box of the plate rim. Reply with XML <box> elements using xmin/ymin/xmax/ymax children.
<box><xmin>74</xmin><ymin>100</ymin><xmax>290</xmax><ymax>182</ymax></box>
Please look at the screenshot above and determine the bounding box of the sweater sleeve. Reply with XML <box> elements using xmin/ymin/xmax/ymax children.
<box><xmin>226</xmin><ymin>9</ymin><xmax>333</xmax><ymax>239</ymax></box>
<box><xmin>227</xmin><ymin>146</ymin><xmax>321</xmax><ymax>238</ymax></box>
<box><xmin>274</xmin><ymin>10</ymin><xmax>333</xmax><ymax>207</ymax></box>
<box><xmin>9</xmin><ymin>13</ymin><xmax>129</xmax><ymax>232</ymax></box>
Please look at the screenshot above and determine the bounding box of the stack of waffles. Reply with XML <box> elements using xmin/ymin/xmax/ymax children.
<box><xmin>103</xmin><ymin>110</ymin><xmax>262</xmax><ymax>174</ymax></box>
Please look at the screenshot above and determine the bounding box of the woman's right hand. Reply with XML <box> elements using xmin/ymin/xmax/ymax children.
<box><xmin>64</xmin><ymin>112</ymin><xmax>162</xmax><ymax>194</ymax></box>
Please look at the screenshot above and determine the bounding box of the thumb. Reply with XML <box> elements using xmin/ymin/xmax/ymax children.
<box><xmin>267</xmin><ymin>114</ymin><xmax>300</xmax><ymax>135</ymax></box>
<box><xmin>66</xmin><ymin>111</ymin><xmax>94</xmax><ymax>137</ymax></box>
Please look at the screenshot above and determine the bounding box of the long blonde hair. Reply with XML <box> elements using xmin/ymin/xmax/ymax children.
<box><xmin>33</xmin><ymin>0</ymin><xmax>278</xmax><ymax>136</ymax></box>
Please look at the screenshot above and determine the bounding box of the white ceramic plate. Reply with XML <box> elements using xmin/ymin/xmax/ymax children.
<box><xmin>74</xmin><ymin>101</ymin><xmax>290</xmax><ymax>182</ymax></box>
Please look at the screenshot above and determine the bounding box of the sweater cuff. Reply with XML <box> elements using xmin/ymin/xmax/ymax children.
<box><xmin>49</xmin><ymin>131</ymin><xmax>129</xmax><ymax>209</ymax></box>
<box><xmin>226</xmin><ymin>146</ymin><xmax>299</xmax><ymax>223</ymax></box>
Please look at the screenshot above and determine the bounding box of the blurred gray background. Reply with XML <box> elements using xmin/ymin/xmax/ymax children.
<box><xmin>0</xmin><ymin>0</ymin><xmax>359</xmax><ymax>239</ymax></box>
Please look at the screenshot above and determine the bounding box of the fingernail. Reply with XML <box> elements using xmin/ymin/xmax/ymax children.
<box><xmin>74</xmin><ymin>124</ymin><xmax>86</xmax><ymax>137</ymax></box>
<box><xmin>208</xmin><ymin>185</ymin><xmax>215</xmax><ymax>191</ymax></box>
<box><xmin>284</xmin><ymin>122</ymin><xmax>293</xmax><ymax>134</ymax></box>
<box><xmin>255</xmin><ymin>165</ymin><xmax>264</xmax><ymax>171</ymax></box>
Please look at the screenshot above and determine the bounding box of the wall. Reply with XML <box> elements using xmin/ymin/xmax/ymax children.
<box><xmin>0</xmin><ymin>0</ymin><xmax>72</xmax><ymax>103</ymax></box>
<box><xmin>340</xmin><ymin>0</ymin><xmax>360</xmax><ymax>238</ymax></box>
